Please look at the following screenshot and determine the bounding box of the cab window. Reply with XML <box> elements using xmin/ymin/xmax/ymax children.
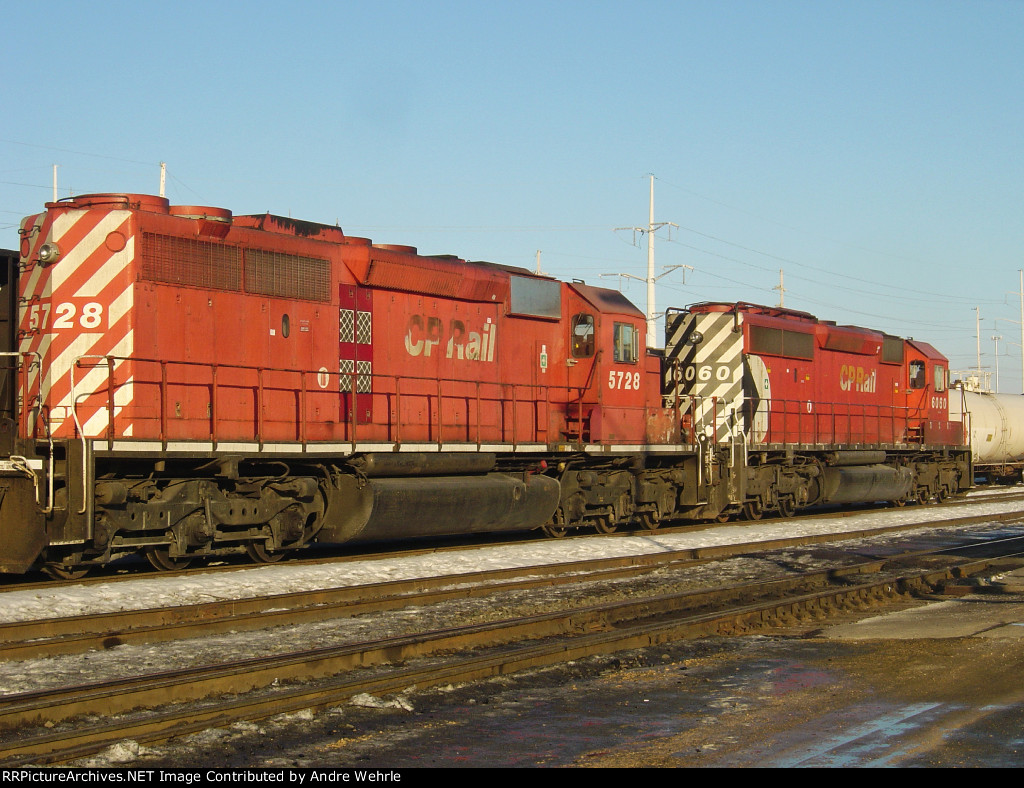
<box><xmin>613</xmin><ymin>322</ymin><xmax>639</xmax><ymax>364</ymax></box>
<box><xmin>571</xmin><ymin>313</ymin><xmax>595</xmax><ymax>358</ymax></box>
<box><xmin>909</xmin><ymin>360</ymin><xmax>926</xmax><ymax>389</ymax></box>
<box><xmin>934</xmin><ymin>365</ymin><xmax>947</xmax><ymax>392</ymax></box>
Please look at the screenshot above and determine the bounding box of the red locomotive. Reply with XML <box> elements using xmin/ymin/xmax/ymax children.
<box><xmin>666</xmin><ymin>303</ymin><xmax>965</xmax><ymax>520</ymax></box>
<box><xmin>0</xmin><ymin>194</ymin><xmax>971</xmax><ymax>576</ymax></box>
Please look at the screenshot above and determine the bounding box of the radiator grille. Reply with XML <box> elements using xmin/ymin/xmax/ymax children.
<box><xmin>245</xmin><ymin>249</ymin><xmax>331</xmax><ymax>302</ymax></box>
<box><xmin>140</xmin><ymin>233</ymin><xmax>330</xmax><ymax>302</ymax></box>
<box><xmin>141</xmin><ymin>233</ymin><xmax>242</xmax><ymax>291</ymax></box>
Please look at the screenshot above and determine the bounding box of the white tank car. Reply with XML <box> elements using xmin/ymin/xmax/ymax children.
<box><xmin>951</xmin><ymin>389</ymin><xmax>1024</xmax><ymax>475</ymax></box>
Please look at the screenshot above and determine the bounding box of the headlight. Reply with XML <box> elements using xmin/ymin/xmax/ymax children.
<box><xmin>37</xmin><ymin>242</ymin><xmax>61</xmax><ymax>265</ymax></box>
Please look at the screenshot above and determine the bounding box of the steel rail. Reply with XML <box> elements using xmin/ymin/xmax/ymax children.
<box><xmin>1</xmin><ymin>546</ymin><xmax>1022</xmax><ymax>765</ymax></box>
<box><xmin>4</xmin><ymin>510</ymin><xmax>1024</xmax><ymax>662</ymax></box>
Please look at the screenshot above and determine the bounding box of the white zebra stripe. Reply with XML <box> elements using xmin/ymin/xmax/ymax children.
<box><xmin>20</xmin><ymin>248</ymin><xmax>47</xmax><ymax>305</ymax></box>
<box><xmin>47</xmin><ymin>282</ymin><xmax>134</xmax><ymax>385</ymax></box>
<box><xmin>681</xmin><ymin>312</ymin><xmax>746</xmax><ymax>442</ymax></box>
<box><xmin>77</xmin><ymin>235</ymin><xmax>134</xmax><ymax>299</ymax></box>
<box><xmin>51</xmin><ymin>211</ymin><xmax>131</xmax><ymax>291</ymax></box>
<box><xmin>52</xmin><ymin>328</ymin><xmax>135</xmax><ymax>434</ymax></box>
<box><xmin>18</xmin><ymin>208</ymin><xmax>137</xmax><ymax>439</ymax></box>
<box><xmin>105</xmin><ymin>281</ymin><xmax>135</xmax><ymax>333</ymax></box>
<box><xmin>81</xmin><ymin>376</ymin><xmax>135</xmax><ymax>437</ymax></box>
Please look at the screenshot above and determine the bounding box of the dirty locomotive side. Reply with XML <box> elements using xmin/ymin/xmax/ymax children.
<box><xmin>0</xmin><ymin>194</ymin><xmax>972</xmax><ymax>577</ymax></box>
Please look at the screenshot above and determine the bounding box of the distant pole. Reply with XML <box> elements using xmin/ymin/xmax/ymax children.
<box><xmin>159</xmin><ymin>162</ymin><xmax>166</xmax><ymax>198</ymax></box>
<box><xmin>536</xmin><ymin>250</ymin><xmax>542</xmax><ymax>275</ymax></box>
<box><xmin>993</xmin><ymin>335</ymin><xmax>1002</xmax><ymax>393</ymax></box>
<box><xmin>646</xmin><ymin>175</ymin><xmax>657</xmax><ymax>348</ymax></box>
<box><xmin>774</xmin><ymin>269</ymin><xmax>786</xmax><ymax>308</ymax></box>
<box><xmin>52</xmin><ymin>165</ymin><xmax>57</xmax><ymax>202</ymax></box>
<box><xmin>976</xmin><ymin>307</ymin><xmax>982</xmax><ymax>380</ymax></box>
<box><xmin>1019</xmin><ymin>269</ymin><xmax>1023</xmax><ymax>394</ymax></box>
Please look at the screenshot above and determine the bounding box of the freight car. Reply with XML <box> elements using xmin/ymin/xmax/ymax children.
<box><xmin>951</xmin><ymin>389</ymin><xmax>1024</xmax><ymax>483</ymax></box>
<box><xmin>1</xmin><ymin>194</ymin><xmax>972</xmax><ymax>577</ymax></box>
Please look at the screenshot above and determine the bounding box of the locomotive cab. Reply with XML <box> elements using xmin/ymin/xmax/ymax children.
<box><xmin>902</xmin><ymin>340</ymin><xmax>957</xmax><ymax>444</ymax></box>
<box><xmin>563</xmin><ymin>283</ymin><xmax>648</xmax><ymax>444</ymax></box>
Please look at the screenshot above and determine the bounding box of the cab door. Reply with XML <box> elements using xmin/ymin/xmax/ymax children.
<box><xmin>563</xmin><ymin>284</ymin><xmax>648</xmax><ymax>443</ymax></box>
<box><xmin>565</xmin><ymin>310</ymin><xmax>599</xmax><ymax>442</ymax></box>
<box><xmin>903</xmin><ymin>348</ymin><xmax>930</xmax><ymax>442</ymax></box>
<box><xmin>596</xmin><ymin>317</ymin><xmax>647</xmax><ymax>442</ymax></box>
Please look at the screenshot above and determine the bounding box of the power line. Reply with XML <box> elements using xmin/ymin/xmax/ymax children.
<box><xmin>0</xmin><ymin>138</ymin><xmax>154</xmax><ymax>167</ymax></box>
<box><xmin>654</xmin><ymin>174</ymin><xmax>937</xmax><ymax>269</ymax></box>
<box><xmin>667</xmin><ymin>229</ymin><xmax>999</xmax><ymax>305</ymax></box>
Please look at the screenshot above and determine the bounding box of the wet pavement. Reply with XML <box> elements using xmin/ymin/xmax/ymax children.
<box><xmin>115</xmin><ymin>615</ymin><xmax>1024</xmax><ymax>768</ymax></box>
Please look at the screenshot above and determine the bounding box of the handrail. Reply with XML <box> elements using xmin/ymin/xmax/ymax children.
<box><xmin>70</xmin><ymin>355</ymin><xmax>111</xmax><ymax>514</ymax></box>
<box><xmin>683</xmin><ymin>392</ymin><xmax>965</xmax><ymax>448</ymax></box>
<box><xmin>69</xmin><ymin>355</ymin><xmax>611</xmax><ymax>448</ymax></box>
<box><xmin>58</xmin><ymin>354</ymin><xmax>967</xmax><ymax>451</ymax></box>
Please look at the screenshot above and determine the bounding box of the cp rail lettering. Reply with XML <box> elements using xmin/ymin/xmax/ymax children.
<box><xmin>403</xmin><ymin>315</ymin><xmax>496</xmax><ymax>361</ymax></box>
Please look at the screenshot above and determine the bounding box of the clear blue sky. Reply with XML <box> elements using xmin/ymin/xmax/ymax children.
<box><xmin>3</xmin><ymin>1</ymin><xmax>1023</xmax><ymax>389</ymax></box>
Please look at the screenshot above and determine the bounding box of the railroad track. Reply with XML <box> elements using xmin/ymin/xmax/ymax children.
<box><xmin>0</xmin><ymin>487</ymin><xmax>1019</xmax><ymax>594</ymax></box>
<box><xmin>3</xmin><ymin>506</ymin><xmax>1024</xmax><ymax>662</ymax></box>
<box><xmin>3</xmin><ymin>525</ymin><xmax>1024</xmax><ymax>765</ymax></box>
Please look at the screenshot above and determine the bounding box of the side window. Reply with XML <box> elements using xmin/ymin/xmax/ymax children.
<box><xmin>934</xmin><ymin>365</ymin><xmax>946</xmax><ymax>392</ymax></box>
<box><xmin>613</xmin><ymin>322</ymin><xmax>639</xmax><ymax>364</ymax></box>
<box><xmin>571</xmin><ymin>313</ymin><xmax>595</xmax><ymax>358</ymax></box>
<box><xmin>909</xmin><ymin>360</ymin><xmax>926</xmax><ymax>389</ymax></box>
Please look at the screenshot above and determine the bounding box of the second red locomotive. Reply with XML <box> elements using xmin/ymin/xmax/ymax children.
<box><xmin>0</xmin><ymin>193</ymin><xmax>971</xmax><ymax>576</ymax></box>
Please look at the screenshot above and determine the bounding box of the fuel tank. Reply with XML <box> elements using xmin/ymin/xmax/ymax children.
<box><xmin>819</xmin><ymin>464</ymin><xmax>914</xmax><ymax>505</ymax></box>
<box><xmin>319</xmin><ymin>472</ymin><xmax>561</xmax><ymax>544</ymax></box>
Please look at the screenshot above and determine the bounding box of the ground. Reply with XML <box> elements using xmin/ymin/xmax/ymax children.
<box><xmin>110</xmin><ymin>596</ymin><xmax>1024</xmax><ymax>768</ymax></box>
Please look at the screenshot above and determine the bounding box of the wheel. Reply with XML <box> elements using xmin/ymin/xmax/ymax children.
<box><xmin>916</xmin><ymin>487</ymin><xmax>930</xmax><ymax>505</ymax></box>
<box><xmin>715</xmin><ymin>511</ymin><xmax>731</xmax><ymax>523</ymax></box>
<box><xmin>145</xmin><ymin>547</ymin><xmax>192</xmax><ymax>571</ymax></box>
<box><xmin>639</xmin><ymin>509</ymin><xmax>661</xmax><ymax>531</ymax></box>
<box><xmin>742</xmin><ymin>500</ymin><xmax>763</xmax><ymax>520</ymax></box>
<box><xmin>891</xmin><ymin>496</ymin><xmax>907</xmax><ymax>507</ymax></box>
<box><xmin>42</xmin><ymin>564</ymin><xmax>89</xmax><ymax>581</ymax></box>
<box><xmin>245</xmin><ymin>541</ymin><xmax>285</xmax><ymax>563</ymax></box>
<box><xmin>593</xmin><ymin>516</ymin><xmax>617</xmax><ymax>534</ymax></box>
<box><xmin>777</xmin><ymin>497</ymin><xmax>796</xmax><ymax>518</ymax></box>
<box><xmin>935</xmin><ymin>488</ymin><xmax>947</xmax><ymax>503</ymax></box>
<box><xmin>543</xmin><ymin>509</ymin><xmax>570</xmax><ymax>538</ymax></box>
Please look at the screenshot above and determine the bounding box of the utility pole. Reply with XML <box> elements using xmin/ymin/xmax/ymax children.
<box><xmin>774</xmin><ymin>269</ymin><xmax>786</xmax><ymax>308</ymax></box>
<box><xmin>1001</xmin><ymin>272</ymin><xmax>1024</xmax><ymax>394</ymax></box>
<box><xmin>976</xmin><ymin>307</ymin><xmax>982</xmax><ymax>381</ymax></box>
<box><xmin>645</xmin><ymin>175</ymin><xmax>657</xmax><ymax>347</ymax></box>
<box><xmin>1018</xmin><ymin>270</ymin><xmax>1023</xmax><ymax>394</ymax></box>
<box><xmin>159</xmin><ymin>162</ymin><xmax>166</xmax><ymax>198</ymax></box>
<box><xmin>993</xmin><ymin>335</ymin><xmax>1003</xmax><ymax>393</ymax></box>
<box><xmin>607</xmin><ymin>175</ymin><xmax>684</xmax><ymax>349</ymax></box>
<box><xmin>52</xmin><ymin>165</ymin><xmax>58</xmax><ymax>202</ymax></box>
